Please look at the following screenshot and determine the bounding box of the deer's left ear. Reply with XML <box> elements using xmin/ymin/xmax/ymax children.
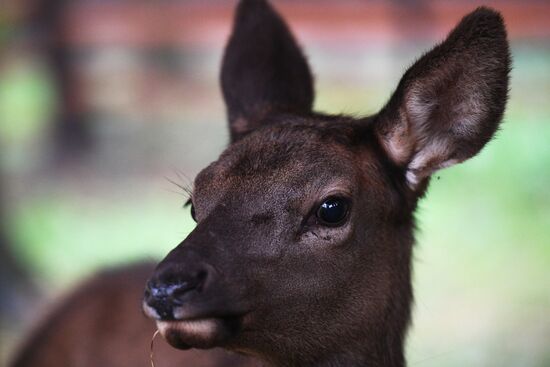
<box><xmin>375</xmin><ymin>7</ymin><xmax>510</xmax><ymax>190</ymax></box>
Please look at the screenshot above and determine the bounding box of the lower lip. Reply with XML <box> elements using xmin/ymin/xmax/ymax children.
<box><xmin>156</xmin><ymin>318</ymin><xmax>231</xmax><ymax>350</ymax></box>
<box><xmin>156</xmin><ymin>318</ymin><xmax>220</xmax><ymax>339</ymax></box>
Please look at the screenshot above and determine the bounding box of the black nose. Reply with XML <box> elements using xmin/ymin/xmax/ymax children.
<box><xmin>144</xmin><ymin>267</ymin><xmax>209</xmax><ymax>320</ymax></box>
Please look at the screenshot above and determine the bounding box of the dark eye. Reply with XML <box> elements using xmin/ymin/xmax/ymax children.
<box><xmin>316</xmin><ymin>197</ymin><xmax>350</xmax><ymax>226</ymax></box>
<box><xmin>190</xmin><ymin>204</ymin><xmax>197</xmax><ymax>222</ymax></box>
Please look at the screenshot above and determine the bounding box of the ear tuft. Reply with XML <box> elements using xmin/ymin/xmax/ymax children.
<box><xmin>221</xmin><ymin>0</ymin><xmax>314</xmax><ymax>142</ymax></box>
<box><xmin>376</xmin><ymin>7</ymin><xmax>511</xmax><ymax>189</ymax></box>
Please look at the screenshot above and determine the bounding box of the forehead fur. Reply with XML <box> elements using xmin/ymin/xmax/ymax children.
<box><xmin>191</xmin><ymin>114</ymin><xmax>409</xmax><ymax>219</ymax></box>
<box><xmin>216</xmin><ymin>115</ymin><xmax>368</xmax><ymax>178</ymax></box>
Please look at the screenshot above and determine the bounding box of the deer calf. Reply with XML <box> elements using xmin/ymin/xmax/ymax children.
<box><xmin>11</xmin><ymin>1</ymin><xmax>509</xmax><ymax>366</ymax></box>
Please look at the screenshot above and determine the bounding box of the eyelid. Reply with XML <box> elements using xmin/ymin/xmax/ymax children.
<box><xmin>184</xmin><ymin>198</ymin><xmax>192</xmax><ymax>208</ymax></box>
<box><xmin>320</xmin><ymin>189</ymin><xmax>352</xmax><ymax>200</ymax></box>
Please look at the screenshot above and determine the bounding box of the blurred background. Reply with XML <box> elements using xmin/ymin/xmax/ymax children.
<box><xmin>1</xmin><ymin>0</ymin><xmax>549</xmax><ymax>366</ymax></box>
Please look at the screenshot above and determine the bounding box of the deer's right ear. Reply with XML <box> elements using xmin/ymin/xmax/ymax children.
<box><xmin>221</xmin><ymin>0</ymin><xmax>314</xmax><ymax>142</ymax></box>
<box><xmin>374</xmin><ymin>7</ymin><xmax>510</xmax><ymax>191</ymax></box>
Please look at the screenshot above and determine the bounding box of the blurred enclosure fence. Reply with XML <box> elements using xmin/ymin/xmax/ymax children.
<box><xmin>1</xmin><ymin>1</ymin><xmax>550</xmax><ymax>366</ymax></box>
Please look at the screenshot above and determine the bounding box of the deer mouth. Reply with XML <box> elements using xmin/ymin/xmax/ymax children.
<box><xmin>142</xmin><ymin>296</ymin><xmax>246</xmax><ymax>349</ymax></box>
<box><xmin>155</xmin><ymin>316</ymin><xmax>242</xmax><ymax>350</ymax></box>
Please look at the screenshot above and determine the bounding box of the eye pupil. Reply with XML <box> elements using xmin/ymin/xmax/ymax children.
<box><xmin>317</xmin><ymin>198</ymin><xmax>349</xmax><ymax>225</ymax></box>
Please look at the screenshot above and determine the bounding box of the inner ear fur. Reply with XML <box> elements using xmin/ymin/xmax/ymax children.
<box><xmin>221</xmin><ymin>0</ymin><xmax>314</xmax><ymax>142</ymax></box>
<box><xmin>376</xmin><ymin>7</ymin><xmax>511</xmax><ymax>189</ymax></box>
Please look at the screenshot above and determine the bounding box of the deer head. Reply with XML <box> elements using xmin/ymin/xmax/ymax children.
<box><xmin>143</xmin><ymin>1</ymin><xmax>510</xmax><ymax>366</ymax></box>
